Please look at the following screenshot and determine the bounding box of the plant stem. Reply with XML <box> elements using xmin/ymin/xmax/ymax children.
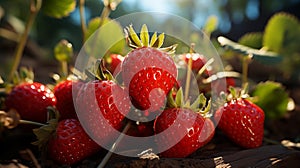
<box><xmin>97</xmin><ymin>122</ymin><xmax>131</xmax><ymax>168</ymax></box>
<box><xmin>8</xmin><ymin>0</ymin><xmax>41</xmax><ymax>83</ymax></box>
<box><xmin>99</xmin><ymin>7</ymin><xmax>111</xmax><ymax>28</ymax></box>
<box><xmin>79</xmin><ymin>0</ymin><xmax>87</xmax><ymax>42</ymax></box>
<box><xmin>61</xmin><ymin>61</ymin><xmax>68</xmax><ymax>78</ymax></box>
<box><xmin>184</xmin><ymin>43</ymin><xmax>195</xmax><ymax>101</ymax></box>
<box><xmin>19</xmin><ymin>120</ymin><xmax>45</xmax><ymax>127</ymax></box>
<box><xmin>242</xmin><ymin>54</ymin><xmax>252</xmax><ymax>87</ymax></box>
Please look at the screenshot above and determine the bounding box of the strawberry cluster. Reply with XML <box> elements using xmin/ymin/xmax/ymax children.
<box><xmin>2</xmin><ymin>24</ymin><xmax>265</xmax><ymax>166</ymax></box>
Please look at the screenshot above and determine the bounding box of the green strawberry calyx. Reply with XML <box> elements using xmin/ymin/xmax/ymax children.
<box><xmin>225</xmin><ymin>83</ymin><xmax>250</xmax><ymax>102</ymax></box>
<box><xmin>32</xmin><ymin>106</ymin><xmax>60</xmax><ymax>150</ymax></box>
<box><xmin>125</xmin><ymin>24</ymin><xmax>177</xmax><ymax>54</ymax></box>
<box><xmin>167</xmin><ymin>87</ymin><xmax>212</xmax><ymax>118</ymax></box>
<box><xmin>84</xmin><ymin>59</ymin><xmax>115</xmax><ymax>82</ymax></box>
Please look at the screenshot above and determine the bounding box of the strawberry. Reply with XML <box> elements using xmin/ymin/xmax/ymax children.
<box><xmin>5</xmin><ymin>82</ymin><xmax>56</xmax><ymax>123</ymax></box>
<box><xmin>105</xmin><ymin>54</ymin><xmax>124</xmax><ymax>75</ymax></box>
<box><xmin>53</xmin><ymin>80</ymin><xmax>83</xmax><ymax>120</ymax></box>
<box><xmin>48</xmin><ymin>119</ymin><xmax>100</xmax><ymax>165</ymax></box>
<box><xmin>75</xmin><ymin>61</ymin><xmax>131</xmax><ymax>147</ymax></box>
<box><xmin>125</xmin><ymin>121</ymin><xmax>154</xmax><ymax>137</ymax></box>
<box><xmin>214</xmin><ymin>97</ymin><xmax>265</xmax><ymax>148</ymax></box>
<box><xmin>153</xmin><ymin>89</ymin><xmax>215</xmax><ymax>158</ymax></box>
<box><xmin>122</xmin><ymin>24</ymin><xmax>177</xmax><ymax>112</ymax></box>
<box><xmin>182</xmin><ymin>53</ymin><xmax>206</xmax><ymax>72</ymax></box>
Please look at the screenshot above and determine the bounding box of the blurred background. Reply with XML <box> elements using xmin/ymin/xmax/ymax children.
<box><xmin>1</xmin><ymin>0</ymin><xmax>300</xmax><ymax>50</ymax></box>
<box><xmin>0</xmin><ymin>0</ymin><xmax>300</xmax><ymax>82</ymax></box>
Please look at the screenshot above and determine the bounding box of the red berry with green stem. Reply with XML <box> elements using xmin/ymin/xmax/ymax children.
<box><xmin>214</xmin><ymin>89</ymin><xmax>265</xmax><ymax>148</ymax></box>
<box><xmin>48</xmin><ymin>119</ymin><xmax>101</xmax><ymax>165</ymax></box>
<box><xmin>75</xmin><ymin>60</ymin><xmax>131</xmax><ymax>147</ymax></box>
<box><xmin>122</xmin><ymin>24</ymin><xmax>177</xmax><ymax>113</ymax></box>
<box><xmin>154</xmin><ymin>88</ymin><xmax>215</xmax><ymax>158</ymax></box>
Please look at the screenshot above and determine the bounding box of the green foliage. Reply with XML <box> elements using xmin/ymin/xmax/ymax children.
<box><xmin>203</xmin><ymin>15</ymin><xmax>218</xmax><ymax>36</ymax></box>
<box><xmin>263</xmin><ymin>12</ymin><xmax>300</xmax><ymax>54</ymax></box>
<box><xmin>251</xmin><ymin>81</ymin><xmax>290</xmax><ymax>119</ymax></box>
<box><xmin>218</xmin><ymin>36</ymin><xmax>282</xmax><ymax>64</ymax></box>
<box><xmin>84</xmin><ymin>17</ymin><xmax>126</xmax><ymax>56</ymax></box>
<box><xmin>262</xmin><ymin>12</ymin><xmax>300</xmax><ymax>79</ymax></box>
<box><xmin>238</xmin><ymin>32</ymin><xmax>263</xmax><ymax>49</ymax></box>
<box><xmin>41</xmin><ymin>0</ymin><xmax>76</xmax><ymax>18</ymax></box>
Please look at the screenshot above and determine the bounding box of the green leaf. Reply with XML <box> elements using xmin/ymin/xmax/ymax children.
<box><xmin>263</xmin><ymin>12</ymin><xmax>300</xmax><ymax>54</ymax></box>
<box><xmin>203</xmin><ymin>15</ymin><xmax>218</xmax><ymax>35</ymax></box>
<box><xmin>251</xmin><ymin>81</ymin><xmax>290</xmax><ymax>119</ymax></box>
<box><xmin>85</xmin><ymin>17</ymin><xmax>125</xmax><ymax>56</ymax></box>
<box><xmin>41</xmin><ymin>0</ymin><xmax>76</xmax><ymax>18</ymax></box>
<box><xmin>218</xmin><ymin>36</ymin><xmax>282</xmax><ymax>64</ymax></box>
<box><xmin>140</xmin><ymin>24</ymin><xmax>149</xmax><ymax>47</ymax></box>
<box><xmin>238</xmin><ymin>32</ymin><xmax>263</xmax><ymax>49</ymax></box>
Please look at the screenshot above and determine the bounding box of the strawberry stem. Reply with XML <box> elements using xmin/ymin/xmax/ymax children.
<box><xmin>79</xmin><ymin>0</ymin><xmax>87</xmax><ymax>43</ymax></box>
<box><xmin>184</xmin><ymin>43</ymin><xmax>195</xmax><ymax>101</ymax></box>
<box><xmin>8</xmin><ymin>0</ymin><xmax>41</xmax><ymax>83</ymax></box>
<box><xmin>97</xmin><ymin>121</ymin><xmax>131</xmax><ymax>168</ymax></box>
<box><xmin>61</xmin><ymin>61</ymin><xmax>68</xmax><ymax>78</ymax></box>
<box><xmin>19</xmin><ymin>120</ymin><xmax>46</xmax><ymax>127</ymax></box>
<box><xmin>242</xmin><ymin>54</ymin><xmax>252</xmax><ymax>88</ymax></box>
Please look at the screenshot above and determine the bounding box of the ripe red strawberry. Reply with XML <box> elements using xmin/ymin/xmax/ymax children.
<box><xmin>75</xmin><ymin>79</ymin><xmax>131</xmax><ymax>147</ymax></box>
<box><xmin>106</xmin><ymin>54</ymin><xmax>124</xmax><ymax>75</ymax></box>
<box><xmin>182</xmin><ymin>53</ymin><xmax>206</xmax><ymax>72</ymax></box>
<box><xmin>122</xmin><ymin>24</ymin><xmax>177</xmax><ymax>112</ymax></box>
<box><xmin>48</xmin><ymin>119</ymin><xmax>101</xmax><ymax>165</ymax></box>
<box><xmin>5</xmin><ymin>82</ymin><xmax>56</xmax><ymax>123</ymax></box>
<box><xmin>154</xmin><ymin>108</ymin><xmax>215</xmax><ymax>158</ymax></box>
<box><xmin>54</xmin><ymin>80</ymin><xmax>83</xmax><ymax>120</ymax></box>
<box><xmin>125</xmin><ymin>121</ymin><xmax>154</xmax><ymax>137</ymax></box>
<box><xmin>214</xmin><ymin>98</ymin><xmax>265</xmax><ymax>148</ymax></box>
<box><xmin>153</xmin><ymin>88</ymin><xmax>215</xmax><ymax>158</ymax></box>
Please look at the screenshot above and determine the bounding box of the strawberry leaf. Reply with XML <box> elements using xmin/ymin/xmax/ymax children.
<box><xmin>218</xmin><ymin>36</ymin><xmax>282</xmax><ymax>64</ymax></box>
<box><xmin>41</xmin><ymin>0</ymin><xmax>76</xmax><ymax>18</ymax></box>
<box><xmin>263</xmin><ymin>12</ymin><xmax>300</xmax><ymax>54</ymax></box>
<box><xmin>85</xmin><ymin>17</ymin><xmax>125</xmax><ymax>56</ymax></box>
<box><xmin>238</xmin><ymin>32</ymin><xmax>263</xmax><ymax>49</ymax></box>
<box><xmin>251</xmin><ymin>81</ymin><xmax>290</xmax><ymax>119</ymax></box>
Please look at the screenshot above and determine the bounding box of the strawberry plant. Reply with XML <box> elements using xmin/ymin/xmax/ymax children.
<box><xmin>0</xmin><ymin>0</ymin><xmax>299</xmax><ymax>167</ymax></box>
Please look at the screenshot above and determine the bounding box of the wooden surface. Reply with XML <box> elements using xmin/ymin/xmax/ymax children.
<box><xmin>111</xmin><ymin>145</ymin><xmax>300</xmax><ymax>168</ymax></box>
